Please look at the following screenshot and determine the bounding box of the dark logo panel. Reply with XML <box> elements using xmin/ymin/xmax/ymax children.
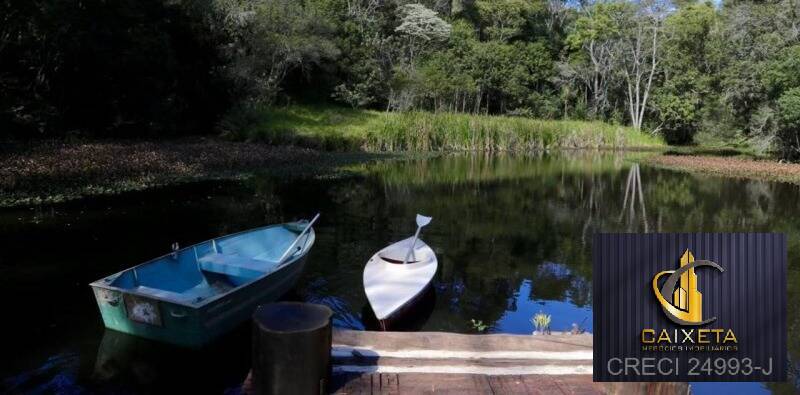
<box><xmin>593</xmin><ymin>233</ymin><xmax>786</xmax><ymax>382</ymax></box>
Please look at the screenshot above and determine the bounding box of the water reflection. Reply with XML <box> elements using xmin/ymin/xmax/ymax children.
<box><xmin>494</xmin><ymin>279</ymin><xmax>592</xmax><ymax>334</ymax></box>
<box><xmin>3</xmin><ymin>353</ymin><xmax>85</xmax><ymax>394</ymax></box>
<box><xmin>1</xmin><ymin>152</ymin><xmax>799</xmax><ymax>393</ymax></box>
<box><xmin>620</xmin><ymin>164</ymin><xmax>649</xmax><ymax>232</ymax></box>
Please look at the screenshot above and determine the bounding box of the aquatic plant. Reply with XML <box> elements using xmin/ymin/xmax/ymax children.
<box><xmin>235</xmin><ymin>105</ymin><xmax>665</xmax><ymax>152</ymax></box>
<box><xmin>470</xmin><ymin>319</ymin><xmax>489</xmax><ymax>333</ymax></box>
<box><xmin>0</xmin><ymin>138</ymin><xmax>376</xmax><ymax>207</ymax></box>
<box><xmin>531</xmin><ymin>312</ymin><xmax>552</xmax><ymax>335</ymax></box>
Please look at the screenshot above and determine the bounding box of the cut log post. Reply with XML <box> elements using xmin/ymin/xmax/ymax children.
<box><xmin>252</xmin><ymin>302</ymin><xmax>333</xmax><ymax>395</ymax></box>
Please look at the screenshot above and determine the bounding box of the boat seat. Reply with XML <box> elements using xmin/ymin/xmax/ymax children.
<box><xmin>198</xmin><ymin>253</ymin><xmax>274</xmax><ymax>278</ymax></box>
<box><xmin>135</xmin><ymin>282</ymin><xmax>217</xmax><ymax>303</ymax></box>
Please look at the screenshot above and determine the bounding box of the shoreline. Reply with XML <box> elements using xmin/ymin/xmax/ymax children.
<box><xmin>646</xmin><ymin>154</ymin><xmax>800</xmax><ymax>185</ymax></box>
<box><xmin>0</xmin><ymin>138</ymin><xmax>386</xmax><ymax>208</ymax></box>
<box><xmin>2</xmin><ymin>137</ymin><xmax>795</xmax><ymax>209</ymax></box>
<box><xmin>0</xmin><ymin>136</ymin><xmax>663</xmax><ymax>209</ymax></box>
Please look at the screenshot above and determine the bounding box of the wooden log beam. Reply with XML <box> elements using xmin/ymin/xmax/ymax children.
<box><xmin>330</xmin><ymin>330</ymin><xmax>690</xmax><ymax>394</ymax></box>
<box><xmin>333</xmin><ymin>329</ymin><xmax>592</xmax><ymax>353</ymax></box>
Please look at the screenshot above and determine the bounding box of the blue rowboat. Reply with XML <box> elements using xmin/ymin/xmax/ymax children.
<box><xmin>89</xmin><ymin>217</ymin><xmax>318</xmax><ymax>347</ymax></box>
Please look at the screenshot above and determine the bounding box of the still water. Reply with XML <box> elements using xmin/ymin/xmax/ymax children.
<box><xmin>1</xmin><ymin>153</ymin><xmax>797</xmax><ymax>393</ymax></box>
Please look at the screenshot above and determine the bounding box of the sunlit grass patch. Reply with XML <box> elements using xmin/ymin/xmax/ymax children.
<box><xmin>228</xmin><ymin>104</ymin><xmax>665</xmax><ymax>152</ymax></box>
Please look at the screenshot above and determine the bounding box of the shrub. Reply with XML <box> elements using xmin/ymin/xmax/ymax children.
<box><xmin>654</xmin><ymin>92</ymin><xmax>699</xmax><ymax>145</ymax></box>
<box><xmin>777</xmin><ymin>88</ymin><xmax>800</xmax><ymax>158</ymax></box>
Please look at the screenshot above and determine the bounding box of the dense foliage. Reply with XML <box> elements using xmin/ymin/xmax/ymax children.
<box><xmin>4</xmin><ymin>0</ymin><xmax>800</xmax><ymax>156</ymax></box>
<box><xmin>0</xmin><ymin>0</ymin><xmax>228</xmax><ymax>137</ymax></box>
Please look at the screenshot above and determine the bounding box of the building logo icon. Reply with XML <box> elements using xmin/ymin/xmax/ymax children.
<box><xmin>652</xmin><ymin>249</ymin><xmax>724</xmax><ymax>326</ymax></box>
<box><xmin>594</xmin><ymin>233</ymin><xmax>786</xmax><ymax>382</ymax></box>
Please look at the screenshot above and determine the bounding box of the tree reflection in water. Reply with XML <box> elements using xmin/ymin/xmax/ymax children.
<box><xmin>2</xmin><ymin>152</ymin><xmax>799</xmax><ymax>393</ymax></box>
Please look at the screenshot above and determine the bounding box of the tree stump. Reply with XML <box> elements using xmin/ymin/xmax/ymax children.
<box><xmin>252</xmin><ymin>302</ymin><xmax>333</xmax><ymax>395</ymax></box>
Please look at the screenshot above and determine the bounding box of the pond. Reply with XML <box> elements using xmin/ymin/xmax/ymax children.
<box><xmin>1</xmin><ymin>152</ymin><xmax>797</xmax><ymax>393</ymax></box>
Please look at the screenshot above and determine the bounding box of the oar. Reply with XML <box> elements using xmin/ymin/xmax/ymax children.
<box><xmin>277</xmin><ymin>213</ymin><xmax>320</xmax><ymax>264</ymax></box>
<box><xmin>403</xmin><ymin>214</ymin><xmax>432</xmax><ymax>264</ymax></box>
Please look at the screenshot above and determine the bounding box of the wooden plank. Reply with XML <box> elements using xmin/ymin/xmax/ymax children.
<box><xmin>333</xmin><ymin>329</ymin><xmax>592</xmax><ymax>353</ymax></box>
<box><xmin>329</xmin><ymin>373</ymin><xmax>693</xmax><ymax>394</ymax></box>
<box><xmin>379</xmin><ymin>373</ymin><xmax>399</xmax><ymax>394</ymax></box>
<box><xmin>553</xmin><ymin>376</ymin><xmax>601</xmax><ymax>395</ymax></box>
<box><xmin>330</xmin><ymin>374</ymin><xmax>610</xmax><ymax>395</ymax></box>
<box><xmin>332</xmin><ymin>372</ymin><xmax>373</xmax><ymax>395</ymax></box>
<box><xmin>332</xmin><ymin>356</ymin><xmax>591</xmax><ymax>368</ymax></box>
<box><xmin>327</xmin><ymin>330</ymin><xmax>688</xmax><ymax>394</ymax></box>
<box><xmin>520</xmin><ymin>375</ymin><xmax>574</xmax><ymax>395</ymax></box>
<box><xmin>332</xmin><ymin>346</ymin><xmax>592</xmax><ymax>363</ymax></box>
<box><xmin>332</xmin><ymin>364</ymin><xmax>593</xmax><ymax>376</ymax></box>
<box><xmin>371</xmin><ymin>373</ymin><xmax>380</xmax><ymax>394</ymax></box>
<box><xmin>391</xmin><ymin>373</ymin><xmax>494</xmax><ymax>394</ymax></box>
<box><xmin>487</xmin><ymin>375</ymin><xmax>531</xmax><ymax>394</ymax></box>
<box><xmin>604</xmin><ymin>382</ymin><xmax>692</xmax><ymax>395</ymax></box>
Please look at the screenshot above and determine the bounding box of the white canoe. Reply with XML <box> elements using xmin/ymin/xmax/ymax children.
<box><xmin>363</xmin><ymin>237</ymin><xmax>438</xmax><ymax>322</ymax></box>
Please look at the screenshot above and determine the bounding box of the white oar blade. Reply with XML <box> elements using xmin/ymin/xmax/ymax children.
<box><xmin>416</xmin><ymin>214</ymin><xmax>432</xmax><ymax>227</ymax></box>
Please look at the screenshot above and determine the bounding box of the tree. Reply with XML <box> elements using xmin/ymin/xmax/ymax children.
<box><xmin>615</xmin><ymin>1</ymin><xmax>662</xmax><ymax>131</ymax></box>
<box><xmin>652</xmin><ymin>2</ymin><xmax>716</xmax><ymax>143</ymax></box>
<box><xmin>2</xmin><ymin>0</ymin><xmax>228</xmax><ymax>137</ymax></box>
<box><xmin>763</xmin><ymin>45</ymin><xmax>800</xmax><ymax>96</ymax></box>
<box><xmin>394</xmin><ymin>3</ymin><xmax>451</xmax><ymax>63</ymax></box>
<box><xmin>653</xmin><ymin>88</ymin><xmax>699</xmax><ymax>144</ymax></box>
<box><xmin>475</xmin><ymin>0</ymin><xmax>537</xmax><ymax>42</ymax></box>
<box><xmin>564</xmin><ymin>2</ymin><xmax>627</xmax><ymax>119</ymax></box>
<box><xmin>544</xmin><ymin>0</ymin><xmax>570</xmax><ymax>42</ymax></box>
<box><xmin>216</xmin><ymin>0</ymin><xmax>339</xmax><ymax>104</ymax></box>
<box><xmin>316</xmin><ymin>0</ymin><xmax>397</xmax><ymax>109</ymax></box>
<box><xmin>777</xmin><ymin>88</ymin><xmax>800</xmax><ymax>157</ymax></box>
<box><xmin>415</xmin><ymin>19</ymin><xmax>480</xmax><ymax>113</ymax></box>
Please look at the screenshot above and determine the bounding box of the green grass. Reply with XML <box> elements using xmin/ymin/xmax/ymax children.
<box><xmin>222</xmin><ymin>105</ymin><xmax>665</xmax><ymax>151</ymax></box>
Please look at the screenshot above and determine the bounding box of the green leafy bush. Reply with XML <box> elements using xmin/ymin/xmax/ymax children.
<box><xmin>654</xmin><ymin>92</ymin><xmax>700</xmax><ymax>145</ymax></box>
<box><xmin>777</xmin><ymin>88</ymin><xmax>800</xmax><ymax>158</ymax></box>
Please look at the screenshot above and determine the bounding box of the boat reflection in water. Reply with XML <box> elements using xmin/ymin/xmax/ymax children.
<box><xmin>92</xmin><ymin>328</ymin><xmax>251</xmax><ymax>393</ymax></box>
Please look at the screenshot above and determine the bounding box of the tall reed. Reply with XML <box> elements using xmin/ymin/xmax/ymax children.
<box><xmin>238</xmin><ymin>105</ymin><xmax>664</xmax><ymax>151</ymax></box>
<box><xmin>363</xmin><ymin>111</ymin><xmax>660</xmax><ymax>151</ymax></box>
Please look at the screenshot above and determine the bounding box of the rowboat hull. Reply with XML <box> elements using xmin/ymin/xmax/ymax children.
<box><xmin>91</xmin><ymin>255</ymin><xmax>307</xmax><ymax>347</ymax></box>
<box><xmin>90</xmin><ymin>222</ymin><xmax>315</xmax><ymax>348</ymax></box>
<box><xmin>363</xmin><ymin>237</ymin><xmax>438</xmax><ymax>327</ymax></box>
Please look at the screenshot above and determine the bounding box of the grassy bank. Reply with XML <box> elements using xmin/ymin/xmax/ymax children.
<box><xmin>1</xmin><ymin>106</ymin><xmax>666</xmax><ymax>207</ymax></box>
<box><xmin>223</xmin><ymin>105</ymin><xmax>665</xmax><ymax>151</ymax></box>
<box><xmin>0</xmin><ymin>138</ymin><xmax>378</xmax><ymax>207</ymax></box>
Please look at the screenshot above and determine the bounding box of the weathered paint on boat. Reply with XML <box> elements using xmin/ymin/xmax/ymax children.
<box><xmin>89</xmin><ymin>221</ymin><xmax>315</xmax><ymax>347</ymax></box>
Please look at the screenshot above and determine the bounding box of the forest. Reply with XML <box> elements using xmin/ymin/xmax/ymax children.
<box><xmin>3</xmin><ymin>0</ymin><xmax>800</xmax><ymax>157</ymax></box>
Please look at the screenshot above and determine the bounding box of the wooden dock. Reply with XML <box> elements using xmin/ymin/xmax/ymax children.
<box><xmin>329</xmin><ymin>329</ymin><xmax>689</xmax><ymax>394</ymax></box>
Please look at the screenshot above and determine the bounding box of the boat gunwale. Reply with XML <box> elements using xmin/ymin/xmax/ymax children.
<box><xmin>372</xmin><ymin>238</ymin><xmax>436</xmax><ymax>268</ymax></box>
<box><xmin>89</xmin><ymin>222</ymin><xmax>315</xmax><ymax>309</ymax></box>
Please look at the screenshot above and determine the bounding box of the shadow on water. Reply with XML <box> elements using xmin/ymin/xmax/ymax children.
<box><xmin>91</xmin><ymin>328</ymin><xmax>250</xmax><ymax>393</ymax></box>
<box><xmin>2</xmin><ymin>327</ymin><xmax>252</xmax><ymax>394</ymax></box>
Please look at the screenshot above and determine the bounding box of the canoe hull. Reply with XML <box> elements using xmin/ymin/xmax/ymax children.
<box><xmin>377</xmin><ymin>280</ymin><xmax>435</xmax><ymax>331</ymax></box>
<box><xmin>91</xmin><ymin>253</ymin><xmax>308</xmax><ymax>348</ymax></box>
<box><xmin>363</xmin><ymin>237</ymin><xmax>438</xmax><ymax>324</ymax></box>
